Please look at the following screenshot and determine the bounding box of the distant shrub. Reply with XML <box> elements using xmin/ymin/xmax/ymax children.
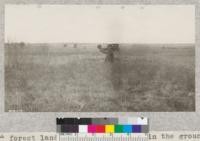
<box><xmin>74</xmin><ymin>44</ymin><xmax>77</xmax><ymax>48</ymax></box>
<box><xmin>19</xmin><ymin>42</ymin><xmax>25</xmax><ymax>47</ymax></box>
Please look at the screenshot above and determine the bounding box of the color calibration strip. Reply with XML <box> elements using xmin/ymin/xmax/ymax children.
<box><xmin>57</xmin><ymin>117</ymin><xmax>148</xmax><ymax>133</ymax></box>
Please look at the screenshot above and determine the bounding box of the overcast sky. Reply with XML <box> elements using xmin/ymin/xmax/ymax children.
<box><xmin>5</xmin><ymin>5</ymin><xmax>195</xmax><ymax>44</ymax></box>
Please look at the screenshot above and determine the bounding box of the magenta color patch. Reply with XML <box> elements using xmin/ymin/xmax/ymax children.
<box><xmin>88</xmin><ymin>125</ymin><xmax>96</xmax><ymax>133</ymax></box>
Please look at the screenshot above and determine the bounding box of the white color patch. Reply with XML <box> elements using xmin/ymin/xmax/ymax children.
<box><xmin>79</xmin><ymin>125</ymin><xmax>88</xmax><ymax>133</ymax></box>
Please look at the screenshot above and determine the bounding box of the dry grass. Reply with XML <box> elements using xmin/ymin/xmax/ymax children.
<box><xmin>5</xmin><ymin>43</ymin><xmax>195</xmax><ymax>112</ymax></box>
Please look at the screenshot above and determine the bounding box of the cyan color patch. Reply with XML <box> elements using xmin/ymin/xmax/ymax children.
<box><xmin>123</xmin><ymin>125</ymin><xmax>132</xmax><ymax>133</ymax></box>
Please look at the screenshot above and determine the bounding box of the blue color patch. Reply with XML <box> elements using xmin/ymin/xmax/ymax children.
<box><xmin>123</xmin><ymin>125</ymin><xmax>132</xmax><ymax>133</ymax></box>
<box><xmin>132</xmin><ymin>125</ymin><xmax>141</xmax><ymax>133</ymax></box>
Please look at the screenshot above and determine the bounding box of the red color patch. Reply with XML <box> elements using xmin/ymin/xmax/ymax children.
<box><xmin>96</xmin><ymin>125</ymin><xmax>105</xmax><ymax>133</ymax></box>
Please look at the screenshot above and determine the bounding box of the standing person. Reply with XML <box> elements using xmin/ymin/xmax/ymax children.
<box><xmin>97</xmin><ymin>44</ymin><xmax>122</xmax><ymax>91</ymax></box>
<box><xmin>97</xmin><ymin>44</ymin><xmax>119</xmax><ymax>62</ymax></box>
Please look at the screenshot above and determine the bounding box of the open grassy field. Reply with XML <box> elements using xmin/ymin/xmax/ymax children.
<box><xmin>4</xmin><ymin>43</ymin><xmax>195</xmax><ymax>112</ymax></box>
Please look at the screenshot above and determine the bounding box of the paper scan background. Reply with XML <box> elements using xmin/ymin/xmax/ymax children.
<box><xmin>0</xmin><ymin>0</ymin><xmax>199</xmax><ymax>132</ymax></box>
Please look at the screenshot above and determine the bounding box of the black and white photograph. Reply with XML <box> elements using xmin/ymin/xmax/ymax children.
<box><xmin>4</xmin><ymin>5</ymin><xmax>195</xmax><ymax>112</ymax></box>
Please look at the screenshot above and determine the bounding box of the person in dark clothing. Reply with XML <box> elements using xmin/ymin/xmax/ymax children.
<box><xmin>97</xmin><ymin>44</ymin><xmax>119</xmax><ymax>62</ymax></box>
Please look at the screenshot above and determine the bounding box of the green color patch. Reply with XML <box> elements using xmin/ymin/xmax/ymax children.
<box><xmin>115</xmin><ymin>125</ymin><xmax>123</xmax><ymax>133</ymax></box>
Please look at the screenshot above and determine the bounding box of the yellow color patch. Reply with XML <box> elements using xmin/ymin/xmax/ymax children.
<box><xmin>105</xmin><ymin>125</ymin><xmax>115</xmax><ymax>133</ymax></box>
